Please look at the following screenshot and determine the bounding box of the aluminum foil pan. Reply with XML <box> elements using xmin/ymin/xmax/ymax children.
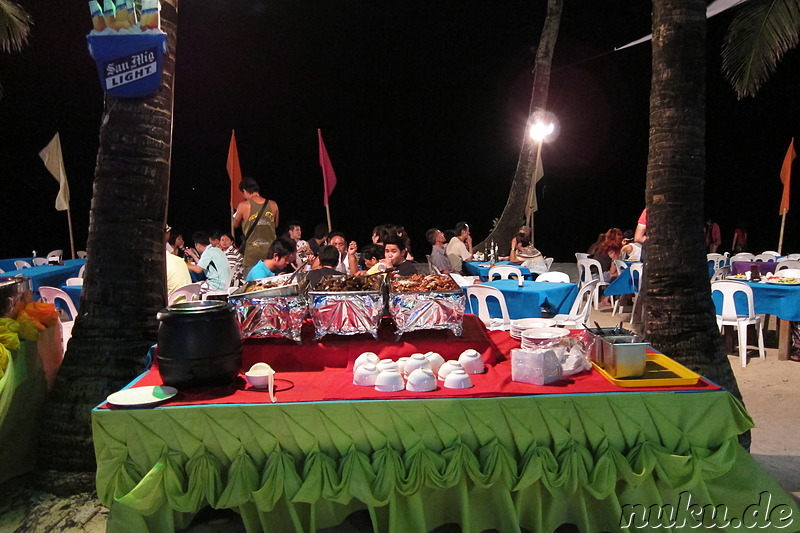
<box><xmin>307</xmin><ymin>291</ymin><xmax>384</xmax><ymax>340</ymax></box>
<box><xmin>229</xmin><ymin>294</ymin><xmax>307</xmax><ymax>343</ymax></box>
<box><xmin>230</xmin><ymin>273</ymin><xmax>300</xmax><ymax>298</ymax></box>
<box><xmin>389</xmin><ymin>289</ymin><xmax>465</xmax><ymax>338</ymax></box>
<box><xmin>0</xmin><ymin>276</ymin><xmax>32</xmax><ymax>319</ymax></box>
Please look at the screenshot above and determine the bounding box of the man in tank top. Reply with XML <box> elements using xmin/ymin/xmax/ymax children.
<box><xmin>233</xmin><ymin>177</ymin><xmax>279</xmax><ymax>276</ymax></box>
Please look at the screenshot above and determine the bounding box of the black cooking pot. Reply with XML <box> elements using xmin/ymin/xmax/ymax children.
<box><xmin>156</xmin><ymin>300</ymin><xmax>242</xmax><ymax>388</ymax></box>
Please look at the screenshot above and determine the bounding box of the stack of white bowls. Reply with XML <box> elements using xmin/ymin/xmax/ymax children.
<box><xmin>520</xmin><ymin>327</ymin><xmax>570</xmax><ymax>351</ymax></box>
<box><xmin>510</xmin><ymin>318</ymin><xmax>557</xmax><ymax>340</ymax></box>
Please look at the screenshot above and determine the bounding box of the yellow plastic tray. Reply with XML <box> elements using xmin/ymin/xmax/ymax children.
<box><xmin>592</xmin><ymin>352</ymin><xmax>701</xmax><ymax>387</ymax></box>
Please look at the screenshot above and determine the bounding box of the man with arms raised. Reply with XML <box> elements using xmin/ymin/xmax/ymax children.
<box><xmin>246</xmin><ymin>237</ymin><xmax>297</xmax><ymax>281</ymax></box>
<box><xmin>233</xmin><ymin>177</ymin><xmax>279</xmax><ymax>276</ymax></box>
<box><xmin>328</xmin><ymin>231</ymin><xmax>359</xmax><ymax>275</ymax></box>
<box><xmin>446</xmin><ymin>221</ymin><xmax>473</xmax><ymax>273</ymax></box>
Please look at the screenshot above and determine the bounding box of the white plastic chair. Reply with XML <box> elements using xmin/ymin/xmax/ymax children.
<box><xmin>776</xmin><ymin>268</ymin><xmax>800</xmax><ymax>278</ymax></box>
<box><xmin>78</xmin><ymin>265</ymin><xmax>86</xmax><ymax>278</ymax></box>
<box><xmin>47</xmin><ymin>250</ymin><xmax>64</xmax><ymax>261</ymax></box>
<box><xmin>786</xmin><ymin>253</ymin><xmax>800</xmax><ymax>261</ymax></box>
<box><xmin>612</xmin><ymin>263</ymin><xmax>643</xmax><ymax>318</ymax></box>
<box><xmin>32</xmin><ymin>258</ymin><xmax>48</xmax><ymax>266</ymax></box>
<box><xmin>552</xmin><ymin>279</ymin><xmax>599</xmax><ymax>328</ymax></box>
<box><xmin>753</xmin><ymin>253</ymin><xmax>776</xmax><ymax>262</ymax></box>
<box><xmin>14</xmin><ymin>260</ymin><xmax>32</xmax><ymax>269</ymax></box>
<box><xmin>576</xmin><ymin>258</ymin><xmax>609</xmax><ymax>309</ymax></box>
<box><xmin>65</xmin><ymin>277</ymin><xmax>84</xmax><ymax>286</ymax></box>
<box><xmin>426</xmin><ymin>254</ymin><xmax>442</xmax><ymax>275</ymax></box>
<box><xmin>535</xmin><ymin>271</ymin><xmax>570</xmax><ymax>283</ymax></box>
<box><xmin>575</xmin><ymin>253</ymin><xmax>590</xmax><ymax>261</ymax></box>
<box><xmin>544</xmin><ymin>257</ymin><xmax>554</xmax><ymax>271</ymax></box>
<box><xmin>710</xmin><ymin>280</ymin><xmax>765</xmax><ymax>367</ymax></box>
<box><xmin>168</xmin><ymin>283</ymin><xmax>203</xmax><ymax>305</ymax></box>
<box><xmin>488</xmin><ymin>264</ymin><xmax>524</xmax><ymax>283</ymax></box>
<box><xmin>0</xmin><ymin>268</ymin><xmax>3</xmax><ymax>274</ymax></box>
<box><xmin>710</xmin><ymin>265</ymin><xmax>730</xmax><ymax>282</ymax></box>
<box><xmin>730</xmin><ymin>253</ymin><xmax>754</xmax><ymax>263</ymax></box>
<box><xmin>465</xmin><ymin>285</ymin><xmax>511</xmax><ymax>329</ymax></box>
<box><xmin>614</xmin><ymin>259</ymin><xmax>629</xmax><ymax>273</ymax></box>
<box><xmin>38</xmin><ymin>286</ymin><xmax>79</xmax><ymax>349</ymax></box>
<box><xmin>775</xmin><ymin>260</ymin><xmax>800</xmax><ymax>272</ymax></box>
<box><xmin>76</xmin><ymin>251</ymin><xmax>88</xmax><ymax>259</ymax></box>
<box><xmin>707</xmin><ymin>253</ymin><xmax>727</xmax><ymax>270</ymax></box>
<box><xmin>760</xmin><ymin>251</ymin><xmax>781</xmax><ymax>257</ymax></box>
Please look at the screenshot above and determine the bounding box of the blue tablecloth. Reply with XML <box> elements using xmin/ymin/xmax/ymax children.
<box><xmin>0</xmin><ymin>257</ymin><xmax>33</xmax><ymax>272</ymax></box>
<box><xmin>604</xmin><ymin>267</ymin><xmax>637</xmax><ymax>296</ymax></box>
<box><xmin>1</xmin><ymin>259</ymin><xmax>86</xmax><ymax>300</ymax></box>
<box><xmin>463</xmin><ymin>261</ymin><xmax>532</xmax><ymax>281</ymax></box>
<box><xmin>464</xmin><ymin>279</ymin><xmax>577</xmax><ymax>319</ymax></box>
<box><xmin>60</xmin><ymin>284</ymin><xmax>83</xmax><ymax>310</ymax></box>
<box><xmin>713</xmin><ymin>281</ymin><xmax>800</xmax><ymax>322</ymax></box>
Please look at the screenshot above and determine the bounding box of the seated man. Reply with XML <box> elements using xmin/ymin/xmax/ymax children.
<box><xmin>219</xmin><ymin>232</ymin><xmax>244</xmax><ymax>286</ymax></box>
<box><xmin>166</xmin><ymin>249</ymin><xmax>191</xmax><ymax>296</ymax></box>
<box><xmin>185</xmin><ymin>232</ymin><xmax>231</xmax><ymax>291</ymax></box>
<box><xmin>328</xmin><ymin>231</ymin><xmax>358</xmax><ymax>274</ymax></box>
<box><xmin>445</xmin><ymin>221</ymin><xmax>473</xmax><ymax>273</ymax></box>
<box><xmin>302</xmin><ymin>245</ymin><xmax>343</xmax><ymax>289</ymax></box>
<box><xmin>382</xmin><ymin>235</ymin><xmax>418</xmax><ymax>276</ymax></box>
<box><xmin>425</xmin><ymin>228</ymin><xmax>451</xmax><ymax>274</ymax></box>
<box><xmin>246</xmin><ymin>237</ymin><xmax>297</xmax><ymax>281</ymax></box>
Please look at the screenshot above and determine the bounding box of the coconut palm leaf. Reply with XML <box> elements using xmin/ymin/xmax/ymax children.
<box><xmin>722</xmin><ymin>0</ymin><xmax>800</xmax><ymax>98</ymax></box>
<box><xmin>0</xmin><ymin>0</ymin><xmax>31</xmax><ymax>53</ymax></box>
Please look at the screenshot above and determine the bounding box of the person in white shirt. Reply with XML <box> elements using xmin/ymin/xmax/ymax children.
<box><xmin>445</xmin><ymin>221</ymin><xmax>473</xmax><ymax>273</ymax></box>
<box><xmin>328</xmin><ymin>231</ymin><xmax>358</xmax><ymax>274</ymax></box>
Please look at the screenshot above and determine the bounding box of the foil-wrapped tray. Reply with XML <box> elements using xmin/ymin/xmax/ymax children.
<box><xmin>307</xmin><ymin>289</ymin><xmax>385</xmax><ymax>340</ymax></box>
<box><xmin>228</xmin><ymin>293</ymin><xmax>306</xmax><ymax>343</ymax></box>
<box><xmin>388</xmin><ymin>288</ymin><xmax>465</xmax><ymax>338</ymax></box>
<box><xmin>230</xmin><ymin>273</ymin><xmax>299</xmax><ymax>299</ymax></box>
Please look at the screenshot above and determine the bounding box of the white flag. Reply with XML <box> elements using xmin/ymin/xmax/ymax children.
<box><xmin>39</xmin><ymin>133</ymin><xmax>70</xmax><ymax>211</ymax></box>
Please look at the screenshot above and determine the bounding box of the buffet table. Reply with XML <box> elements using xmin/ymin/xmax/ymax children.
<box><xmin>92</xmin><ymin>316</ymin><xmax>799</xmax><ymax>532</ymax></box>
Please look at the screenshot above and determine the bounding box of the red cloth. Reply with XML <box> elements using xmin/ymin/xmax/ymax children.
<box><xmin>227</xmin><ymin>130</ymin><xmax>242</xmax><ymax>210</ymax></box>
<box><xmin>100</xmin><ymin>316</ymin><xmax>719</xmax><ymax>409</ymax></box>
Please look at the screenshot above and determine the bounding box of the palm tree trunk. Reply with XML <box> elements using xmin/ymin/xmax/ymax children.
<box><xmin>475</xmin><ymin>0</ymin><xmax>562</xmax><ymax>253</ymax></box>
<box><xmin>37</xmin><ymin>0</ymin><xmax>178</xmax><ymax>472</ymax></box>
<box><xmin>645</xmin><ymin>1</ymin><xmax>746</xmax><ymax>428</ymax></box>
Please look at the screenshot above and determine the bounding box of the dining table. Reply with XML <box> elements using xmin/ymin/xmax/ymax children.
<box><xmin>603</xmin><ymin>263</ymin><xmax>642</xmax><ymax>297</ymax></box>
<box><xmin>91</xmin><ymin>315</ymin><xmax>799</xmax><ymax>532</ymax></box>
<box><xmin>0</xmin><ymin>257</ymin><xmax>34</xmax><ymax>272</ymax></box>
<box><xmin>714</xmin><ymin>278</ymin><xmax>800</xmax><ymax>360</ymax></box>
<box><xmin>1</xmin><ymin>259</ymin><xmax>86</xmax><ymax>300</ymax></box>
<box><xmin>464</xmin><ymin>279</ymin><xmax>577</xmax><ymax>319</ymax></box>
<box><xmin>60</xmin><ymin>283</ymin><xmax>83</xmax><ymax>310</ymax></box>
<box><xmin>462</xmin><ymin>261</ymin><xmax>533</xmax><ymax>281</ymax></box>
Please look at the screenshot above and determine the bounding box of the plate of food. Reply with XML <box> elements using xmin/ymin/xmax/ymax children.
<box><xmin>727</xmin><ymin>274</ymin><xmax>747</xmax><ymax>280</ymax></box>
<box><xmin>764</xmin><ymin>276</ymin><xmax>800</xmax><ymax>285</ymax></box>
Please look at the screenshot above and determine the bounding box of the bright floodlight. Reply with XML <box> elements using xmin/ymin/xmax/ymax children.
<box><xmin>529</xmin><ymin>121</ymin><xmax>555</xmax><ymax>142</ymax></box>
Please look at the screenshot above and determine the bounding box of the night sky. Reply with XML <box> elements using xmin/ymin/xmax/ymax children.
<box><xmin>1</xmin><ymin>1</ymin><xmax>799</xmax><ymax>261</ymax></box>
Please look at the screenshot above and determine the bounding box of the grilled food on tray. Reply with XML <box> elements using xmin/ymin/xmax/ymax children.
<box><xmin>391</xmin><ymin>274</ymin><xmax>458</xmax><ymax>293</ymax></box>
<box><xmin>314</xmin><ymin>274</ymin><xmax>383</xmax><ymax>292</ymax></box>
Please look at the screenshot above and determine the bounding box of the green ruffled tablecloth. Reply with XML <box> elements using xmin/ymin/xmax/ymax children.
<box><xmin>93</xmin><ymin>388</ymin><xmax>799</xmax><ymax>532</ymax></box>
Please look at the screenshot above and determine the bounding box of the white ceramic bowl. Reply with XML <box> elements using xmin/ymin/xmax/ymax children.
<box><xmin>404</xmin><ymin>353</ymin><xmax>431</xmax><ymax>375</ymax></box>
<box><xmin>425</xmin><ymin>351</ymin><xmax>445</xmax><ymax>373</ymax></box>
<box><xmin>458</xmin><ymin>349</ymin><xmax>485</xmax><ymax>374</ymax></box>
<box><xmin>245</xmin><ymin>363</ymin><xmax>274</xmax><ymax>388</ymax></box>
<box><xmin>377</xmin><ymin>359</ymin><xmax>399</xmax><ymax>373</ymax></box>
<box><xmin>353</xmin><ymin>363</ymin><xmax>379</xmax><ymax>386</ymax></box>
<box><xmin>374</xmin><ymin>369</ymin><xmax>405</xmax><ymax>392</ymax></box>
<box><xmin>443</xmin><ymin>369</ymin><xmax>473</xmax><ymax>389</ymax></box>
<box><xmin>396</xmin><ymin>357</ymin><xmax>410</xmax><ymax>374</ymax></box>
<box><xmin>354</xmin><ymin>352</ymin><xmax>380</xmax><ymax>371</ymax></box>
<box><xmin>406</xmin><ymin>368</ymin><xmax>437</xmax><ymax>392</ymax></box>
<box><xmin>437</xmin><ymin>360</ymin><xmax>464</xmax><ymax>381</ymax></box>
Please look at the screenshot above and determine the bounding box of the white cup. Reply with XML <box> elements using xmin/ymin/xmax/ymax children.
<box><xmin>354</xmin><ymin>352</ymin><xmax>380</xmax><ymax>371</ymax></box>
<box><xmin>444</xmin><ymin>369</ymin><xmax>473</xmax><ymax>389</ymax></box>
<box><xmin>353</xmin><ymin>363</ymin><xmax>379</xmax><ymax>386</ymax></box>
<box><xmin>374</xmin><ymin>369</ymin><xmax>405</xmax><ymax>392</ymax></box>
<box><xmin>396</xmin><ymin>357</ymin><xmax>410</xmax><ymax>375</ymax></box>
<box><xmin>406</xmin><ymin>368</ymin><xmax>437</xmax><ymax>392</ymax></box>
<box><xmin>458</xmin><ymin>349</ymin><xmax>485</xmax><ymax>374</ymax></box>
<box><xmin>403</xmin><ymin>353</ymin><xmax>431</xmax><ymax>375</ymax></box>
<box><xmin>425</xmin><ymin>351</ymin><xmax>445</xmax><ymax>373</ymax></box>
<box><xmin>377</xmin><ymin>359</ymin><xmax>399</xmax><ymax>373</ymax></box>
<box><xmin>437</xmin><ymin>360</ymin><xmax>464</xmax><ymax>381</ymax></box>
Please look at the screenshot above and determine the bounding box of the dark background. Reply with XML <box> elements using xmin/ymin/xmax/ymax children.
<box><xmin>1</xmin><ymin>1</ymin><xmax>798</xmax><ymax>261</ymax></box>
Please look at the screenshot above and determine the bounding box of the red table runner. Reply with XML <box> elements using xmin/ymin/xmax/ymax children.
<box><xmin>101</xmin><ymin>316</ymin><xmax>720</xmax><ymax>408</ymax></box>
